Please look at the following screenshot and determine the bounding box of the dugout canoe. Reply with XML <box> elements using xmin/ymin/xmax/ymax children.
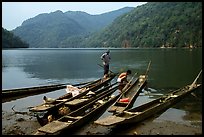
<box><xmin>2</xmin><ymin>79</ymin><xmax>98</xmax><ymax>102</ymax></box>
<box><xmin>63</xmin><ymin>82</ymin><xmax>118</xmax><ymax>108</ymax></box>
<box><xmin>34</xmin><ymin>84</ymin><xmax>120</xmax><ymax>135</ymax></box>
<box><xmin>35</xmin><ymin>82</ymin><xmax>118</xmax><ymax>126</ymax></box>
<box><xmin>29</xmin><ymin>73</ymin><xmax>116</xmax><ymax>112</ymax></box>
<box><xmin>108</xmin><ymin>61</ymin><xmax>151</xmax><ymax>114</ymax></box>
<box><xmin>108</xmin><ymin>75</ymin><xmax>147</xmax><ymax>114</ymax></box>
<box><xmin>94</xmin><ymin>70</ymin><xmax>202</xmax><ymax>126</ymax></box>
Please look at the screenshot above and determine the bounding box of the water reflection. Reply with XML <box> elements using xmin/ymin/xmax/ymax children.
<box><xmin>2</xmin><ymin>48</ymin><xmax>202</xmax><ymax>134</ymax></box>
<box><xmin>2</xmin><ymin>48</ymin><xmax>202</xmax><ymax>88</ymax></box>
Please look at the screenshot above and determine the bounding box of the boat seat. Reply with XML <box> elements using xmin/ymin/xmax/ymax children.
<box><xmin>55</xmin><ymin>99</ymin><xmax>69</xmax><ymax>102</ymax></box>
<box><xmin>115</xmin><ymin>107</ymin><xmax>126</xmax><ymax>113</ymax></box>
<box><xmin>108</xmin><ymin>106</ymin><xmax>126</xmax><ymax>113</ymax></box>
<box><xmin>65</xmin><ymin>99</ymin><xmax>89</xmax><ymax>106</ymax></box>
<box><xmin>64</xmin><ymin>115</ymin><xmax>83</xmax><ymax>120</ymax></box>
<box><xmin>115</xmin><ymin>102</ymin><xmax>128</xmax><ymax>107</ymax></box>
<box><xmin>124</xmin><ymin>111</ymin><xmax>142</xmax><ymax>115</ymax></box>
<box><xmin>38</xmin><ymin>121</ymin><xmax>71</xmax><ymax>134</ymax></box>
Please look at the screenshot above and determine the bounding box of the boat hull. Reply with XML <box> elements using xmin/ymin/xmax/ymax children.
<box><xmin>2</xmin><ymin>79</ymin><xmax>99</xmax><ymax>103</ymax></box>
<box><xmin>94</xmin><ymin>84</ymin><xmax>201</xmax><ymax>126</ymax></box>
<box><xmin>108</xmin><ymin>75</ymin><xmax>147</xmax><ymax>114</ymax></box>
<box><xmin>30</xmin><ymin>75</ymin><xmax>115</xmax><ymax>112</ymax></box>
<box><xmin>34</xmin><ymin>84</ymin><xmax>120</xmax><ymax>135</ymax></box>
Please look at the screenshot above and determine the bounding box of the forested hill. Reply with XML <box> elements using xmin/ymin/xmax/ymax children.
<box><xmin>2</xmin><ymin>28</ymin><xmax>29</xmax><ymax>48</ymax></box>
<box><xmin>12</xmin><ymin>7</ymin><xmax>134</xmax><ymax>48</ymax></box>
<box><xmin>84</xmin><ymin>2</ymin><xmax>202</xmax><ymax>48</ymax></box>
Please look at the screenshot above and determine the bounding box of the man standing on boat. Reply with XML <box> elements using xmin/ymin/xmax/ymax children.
<box><xmin>117</xmin><ymin>70</ymin><xmax>132</xmax><ymax>93</ymax></box>
<box><xmin>101</xmin><ymin>49</ymin><xmax>111</xmax><ymax>78</ymax></box>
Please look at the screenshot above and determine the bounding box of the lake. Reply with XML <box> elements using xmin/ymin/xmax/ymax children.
<box><xmin>2</xmin><ymin>48</ymin><xmax>202</xmax><ymax>134</ymax></box>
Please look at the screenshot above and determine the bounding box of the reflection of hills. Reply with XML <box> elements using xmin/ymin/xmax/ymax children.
<box><xmin>22</xmin><ymin>53</ymin><xmax>101</xmax><ymax>80</ymax></box>
<box><xmin>1</xmin><ymin>50</ymin><xmax>102</xmax><ymax>81</ymax></box>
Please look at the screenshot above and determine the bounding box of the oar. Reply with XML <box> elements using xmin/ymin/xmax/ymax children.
<box><xmin>122</xmin><ymin>71</ymin><xmax>138</xmax><ymax>92</ymax></box>
<box><xmin>145</xmin><ymin>60</ymin><xmax>151</xmax><ymax>77</ymax></box>
<box><xmin>97</xmin><ymin>63</ymin><xmax>116</xmax><ymax>74</ymax></box>
<box><xmin>141</xmin><ymin>60</ymin><xmax>152</xmax><ymax>94</ymax></box>
<box><xmin>189</xmin><ymin>69</ymin><xmax>202</xmax><ymax>91</ymax></box>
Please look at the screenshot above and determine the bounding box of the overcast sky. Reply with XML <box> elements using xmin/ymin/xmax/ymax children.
<box><xmin>2</xmin><ymin>2</ymin><xmax>147</xmax><ymax>31</ymax></box>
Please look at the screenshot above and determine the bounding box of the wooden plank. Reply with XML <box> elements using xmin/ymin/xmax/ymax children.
<box><xmin>94</xmin><ymin>115</ymin><xmax>125</xmax><ymax>126</ymax></box>
<box><xmin>64</xmin><ymin>115</ymin><xmax>83</xmax><ymax>120</ymax></box>
<box><xmin>124</xmin><ymin>111</ymin><xmax>142</xmax><ymax>115</ymax></box>
<box><xmin>38</xmin><ymin>121</ymin><xmax>72</xmax><ymax>134</ymax></box>
<box><xmin>108</xmin><ymin>106</ymin><xmax>127</xmax><ymax>113</ymax></box>
<box><xmin>55</xmin><ymin>99</ymin><xmax>69</xmax><ymax>102</ymax></box>
<box><xmin>65</xmin><ymin>99</ymin><xmax>89</xmax><ymax>106</ymax></box>
<box><xmin>31</xmin><ymin>104</ymin><xmax>55</xmax><ymax>111</ymax></box>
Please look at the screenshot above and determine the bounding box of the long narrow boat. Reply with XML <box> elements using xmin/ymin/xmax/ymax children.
<box><xmin>29</xmin><ymin>74</ymin><xmax>116</xmax><ymax>112</ymax></box>
<box><xmin>108</xmin><ymin>76</ymin><xmax>146</xmax><ymax>114</ymax></box>
<box><xmin>34</xmin><ymin>84</ymin><xmax>120</xmax><ymax>135</ymax></box>
<box><xmin>94</xmin><ymin>70</ymin><xmax>202</xmax><ymax>126</ymax></box>
<box><xmin>2</xmin><ymin>79</ymin><xmax>97</xmax><ymax>102</ymax></box>
<box><xmin>35</xmin><ymin>82</ymin><xmax>118</xmax><ymax>126</ymax></box>
<box><xmin>108</xmin><ymin>61</ymin><xmax>151</xmax><ymax>114</ymax></box>
<box><xmin>63</xmin><ymin>82</ymin><xmax>118</xmax><ymax>108</ymax></box>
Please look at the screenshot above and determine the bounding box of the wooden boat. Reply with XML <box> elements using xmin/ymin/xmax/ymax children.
<box><xmin>108</xmin><ymin>76</ymin><xmax>146</xmax><ymax>114</ymax></box>
<box><xmin>34</xmin><ymin>84</ymin><xmax>120</xmax><ymax>135</ymax></box>
<box><xmin>63</xmin><ymin>82</ymin><xmax>118</xmax><ymax>108</ymax></box>
<box><xmin>35</xmin><ymin>82</ymin><xmax>118</xmax><ymax>126</ymax></box>
<box><xmin>108</xmin><ymin>61</ymin><xmax>151</xmax><ymax>114</ymax></box>
<box><xmin>29</xmin><ymin>73</ymin><xmax>116</xmax><ymax>112</ymax></box>
<box><xmin>94</xmin><ymin>70</ymin><xmax>202</xmax><ymax>126</ymax></box>
<box><xmin>2</xmin><ymin>78</ymin><xmax>97</xmax><ymax>102</ymax></box>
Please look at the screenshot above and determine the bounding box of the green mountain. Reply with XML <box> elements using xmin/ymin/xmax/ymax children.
<box><xmin>2</xmin><ymin>28</ymin><xmax>29</xmax><ymax>48</ymax></box>
<box><xmin>84</xmin><ymin>2</ymin><xmax>202</xmax><ymax>48</ymax></box>
<box><xmin>12</xmin><ymin>7</ymin><xmax>134</xmax><ymax>48</ymax></box>
<box><xmin>64</xmin><ymin>7</ymin><xmax>134</xmax><ymax>32</ymax></box>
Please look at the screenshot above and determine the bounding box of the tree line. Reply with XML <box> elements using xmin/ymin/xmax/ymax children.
<box><xmin>2</xmin><ymin>28</ymin><xmax>29</xmax><ymax>48</ymax></box>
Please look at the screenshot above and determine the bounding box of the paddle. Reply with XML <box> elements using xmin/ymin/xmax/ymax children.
<box><xmin>189</xmin><ymin>69</ymin><xmax>202</xmax><ymax>90</ymax></box>
<box><xmin>98</xmin><ymin>64</ymin><xmax>115</xmax><ymax>74</ymax></box>
<box><xmin>121</xmin><ymin>61</ymin><xmax>151</xmax><ymax>92</ymax></box>
<box><xmin>145</xmin><ymin>60</ymin><xmax>151</xmax><ymax>77</ymax></box>
<box><xmin>97</xmin><ymin>63</ymin><xmax>117</xmax><ymax>74</ymax></box>
<box><xmin>122</xmin><ymin>71</ymin><xmax>138</xmax><ymax>92</ymax></box>
<box><xmin>189</xmin><ymin>69</ymin><xmax>202</xmax><ymax>97</ymax></box>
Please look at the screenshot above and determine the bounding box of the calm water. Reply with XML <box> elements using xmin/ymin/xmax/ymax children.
<box><xmin>2</xmin><ymin>48</ymin><xmax>202</xmax><ymax>134</ymax></box>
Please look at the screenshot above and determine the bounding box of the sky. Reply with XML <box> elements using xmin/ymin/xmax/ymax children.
<box><xmin>2</xmin><ymin>2</ymin><xmax>147</xmax><ymax>31</ymax></box>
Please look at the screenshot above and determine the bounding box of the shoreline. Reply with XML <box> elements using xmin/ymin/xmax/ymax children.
<box><xmin>2</xmin><ymin>110</ymin><xmax>202</xmax><ymax>135</ymax></box>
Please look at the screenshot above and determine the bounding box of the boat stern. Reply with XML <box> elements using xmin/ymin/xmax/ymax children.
<box><xmin>94</xmin><ymin>115</ymin><xmax>125</xmax><ymax>126</ymax></box>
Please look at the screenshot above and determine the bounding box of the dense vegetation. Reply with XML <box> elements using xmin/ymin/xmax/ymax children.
<box><xmin>12</xmin><ymin>7</ymin><xmax>134</xmax><ymax>48</ymax></box>
<box><xmin>2</xmin><ymin>28</ymin><xmax>29</xmax><ymax>48</ymax></box>
<box><xmin>11</xmin><ymin>2</ymin><xmax>202</xmax><ymax>48</ymax></box>
<box><xmin>84</xmin><ymin>2</ymin><xmax>202</xmax><ymax>48</ymax></box>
